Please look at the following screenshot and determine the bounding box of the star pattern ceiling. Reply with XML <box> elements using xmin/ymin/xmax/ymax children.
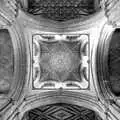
<box><xmin>40</xmin><ymin>41</ymin><xmax>80</xmax><ymax>82</ymax></box>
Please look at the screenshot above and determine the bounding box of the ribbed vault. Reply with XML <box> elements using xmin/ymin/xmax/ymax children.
<box><xmin>21</xmin><ymin>0</ymin><xmax>101</xmax><ymax>21</ymax></box>
<box><xmin>22</xmin><ymin>103</ymin><xmax>102</xmax><ymax>120</ymax></box>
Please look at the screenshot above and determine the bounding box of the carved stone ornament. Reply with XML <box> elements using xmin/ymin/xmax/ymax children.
<box><xmin>33</xmin><ymin>34</ymin><xmax>89</xmax><ymax>89</ymax></box>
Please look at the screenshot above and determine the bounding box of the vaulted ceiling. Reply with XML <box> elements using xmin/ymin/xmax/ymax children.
<box><xmin>0</xmin><ymin>0</ymin><xmax>120</xmax><ymax>120</ymax></box>
<box><xmin>22</xmin><ymin>0</ymin><xmax>101</xmax><ymax>21</ymax></box>
<box><xmin>22</xmin><ymin>103</ymin><xmax>102</xmax><ymax>120</ymax></box>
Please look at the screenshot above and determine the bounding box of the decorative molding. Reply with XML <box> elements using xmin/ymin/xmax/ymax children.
<box><xmin>17</xmin><ymin>91</ymin><xmax>106</xmax><ymax>120</ymax></box>
<box><xmin>0</xmin><ymin>4</ymin><xmax>27</xmax><ymax>114</ymax></box>
<box><xmin>18</xmin><ymin>9</ymin><xmax>105</xmax><ymax>33</ymax></box>
<box><xmin>32</xmin><ymin>34</ymin><xmax>89</xmax><ymax>89</ymax></box>
<box><xmin>97</xmin><ymin>23</ymin><xmax>115</xmax><ymax>99</ymax></box>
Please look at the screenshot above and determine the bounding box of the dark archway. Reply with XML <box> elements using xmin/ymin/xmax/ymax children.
<box><xmin>108</xmin><ymin>29</ymin><xmax>120</xmax><ymax>96</ymax></box>
<box><xmin>97</xmin><ymin>27</ymin><xmax>120</xmax><ymax>98</ymax></box>
<box><xmin>0</xmin><ymin>29</ymin><xmax>15</xmax><ymax>109</ymax></box>
<box><xmin>22</xmin><ymin>103</ymin><xmax>102</xmax><ymax>120</ymax></box>
<box><xmin>20</xmin><ymin>0</ymin><xmax>101</xmax><ymax>22</ymax></box>
<box><xmin>0</xmin><ymin>29</ymin><xmax>14</xmax><ymax>95</ymax></box>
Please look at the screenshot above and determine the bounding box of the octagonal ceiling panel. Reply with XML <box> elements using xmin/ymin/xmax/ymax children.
<box><xmin>32</xmin><ymin>34</ymin><xmax>89</xmax><ymax>89</ymax></box>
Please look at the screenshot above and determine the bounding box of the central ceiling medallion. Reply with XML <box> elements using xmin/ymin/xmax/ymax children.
<box><xmin>33</xmin><ymin>34</ymin><xmax>89</xmax><ymax>89</ymax></box>
<box><xmin>49</xmin><ymin>51</ymin><xmax>72</xmax><ymax>72</ymax></box>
